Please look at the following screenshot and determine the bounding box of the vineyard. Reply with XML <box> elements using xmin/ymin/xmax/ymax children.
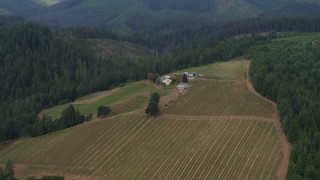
<box><xmin>0</xmin><ymin>60</ymin><xmax>287</xmax><ymax>179</ymax></box>
<box><xmin>163</xmin><ymin>80</ymin><xmax>274</xmax><ymax>118</ymax></box>
<box><xmin>0</xmin><ymin>115</ymin><xmax>282</xmax><ymax>180</ymax></box>
<box><xmin>178</xmin><ymin>60</ymin><xmax>244</xmax><ymax>80</ymax></box>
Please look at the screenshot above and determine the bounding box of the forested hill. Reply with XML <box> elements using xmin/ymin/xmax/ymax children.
<box><xmin>0</xmin><ymin>0</ymin><xmax>42</xmax><ymax>15</ymax></box>
<box><xmin>0</xmin><ymin>23</ymin><xmax>156</xmax><ymax>142</ymax></box>
<box><xmin>2</xmin><ymin>0</ymin><xmax>320</xmax><ymax>34</ymax></box>
<box><xmin>249</xmin><ymin>34</ymin><xmax>320</xmax><ymax>179</ymax></box>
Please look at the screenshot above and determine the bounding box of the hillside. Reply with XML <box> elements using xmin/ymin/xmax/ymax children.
<box><xmin>2</xmin><ymin>0</ymin><xmax>320</xmax><ymax>33</ymax></box>
<box><xmin>0</xmin><ymin>24</ymin><xmax>156</xmax><ymax>142</ymax></box>
<box><xmin>40</xmin><ymin>81</ymin><xmax>171</xmax><ymax>119</ymax></box>
<box><xmin>248</xmin><ymin>33</ymin><xmax>320</xmax><ymax>179</ymax></box>
<box><xmin>0</xmin><ymin>60</ymin><xmax>288</xmax><ymax>179</ymax></box>
<box><xmin>87</xmin><ymin>39</ymin><xmax>153</xmax><ymax>59</ymax></box>
<box><xmin>33</xmin><ymin>0</ymin><xmax>66</xmax><ymax>6</ymax></box>
<box><xmin>0</xmin><ymin>0</ymin><xmax>42</xmax><ymax>15</ymax></box>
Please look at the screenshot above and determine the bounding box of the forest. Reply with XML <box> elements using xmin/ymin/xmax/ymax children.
<box><xmin>249</xmin><ymin>35</ymin><xmax>320</xmax><ymax>178</ymax></box>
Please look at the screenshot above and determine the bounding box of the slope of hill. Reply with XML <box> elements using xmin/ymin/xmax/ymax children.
<box><xmin>32</xmin><ymin>0</ymin><xmax>66</xmax><ymax>6</ymax></box>
<box><xmin>0</xmin><ymin>0</ymin><xmax>42</xmax><ymax>15</ymax></box>
<box><xmin>40</xmin><ymin>81</ymin><xmax>171</xmax><ymax>119</ymax></box>
<box><xmin>0</xmin><ymin>23</ymin><xmax>157</xmax><ymax>142</ymax></box>
<box><xmin>0</xmin><ymin>115</ymin><xmax>282</xmax><ymax>179</ymax></box>
<box><xmin>0</xmin><ymin>60</ymin><xmax>288</xmax><ymax>179</ymax></box>
<box><xmin>248</xmin><ymin>33</ymin><xmax>320</xmax><ymax>179</ymax></box>
<box><xmin>87</xmin><ymin>38</ymin><xmax>153</xmax><ymax>59</ymax></box>
<box><xmin>2</xmin><ymin>0</ymin><xmax>320</xmax><ymax>34</ymax></box>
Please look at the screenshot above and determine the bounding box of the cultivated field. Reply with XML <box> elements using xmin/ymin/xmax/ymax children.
<box><xmin>164</xmin><ymin>80</ymin><xmax>274</xmax><ymax>118</ymax></box>
<box><xmin>0</xmin><ymin>60</ymin><xmax>288</xmax><ymax>179</ymax></box>
<box><xmin>178</xmin><ymin>60</ymin><xmax>244</xmax><ymax>80</ymax></box>
<box><xmin>0</xmin><ymin>115</ymin><xmax>282</xmax><ymax>180</ymax></box>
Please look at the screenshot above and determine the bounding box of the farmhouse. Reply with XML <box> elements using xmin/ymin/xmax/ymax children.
<box><xmin>160</xmin><ymin>75</ymin><xmax>172</xmax><ymax>85</ymax></box>
<box><xmin>162</xmin><ymin>78</ymin><xmax>172</xmax><ymax>86</ymax></box>
<box><xmin>177</xmin><ymin>83</ymin><xmax>189</xmax><ymax>92</ymax></box>
<box><xmin>161</xmin><ymin>75</ymin><xmax>171</xmax><ymax>80</ymax></box>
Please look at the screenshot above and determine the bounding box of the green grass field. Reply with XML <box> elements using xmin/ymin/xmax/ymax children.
<box><xmin>0</xmin><ymin>115</ymin><xmax>282</xmax><ymax>180</ymax></box>
<box><xmin>41</xmin><ymin>82</ymin><xmax>170</xmax><ymax>119</ymax></box>
<box><xmin>273</xmin><ymin>33</ymin><xmax>320</xmax><ymax>42</ymax></box>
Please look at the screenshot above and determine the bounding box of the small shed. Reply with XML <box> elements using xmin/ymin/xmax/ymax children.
<box><xmin>162</xmin><ymin>75</ymin><xmax>171</xmax><ymax>79</ymax></box>
<box><xmin>177</xmin><ymin>83</ymin><xmax>189</xmax><ymax>92</ymax></box>
<box><xmin>184</xmin><ymin>72</ymin><xmax>199</xmax><ymax>78</ymax></box>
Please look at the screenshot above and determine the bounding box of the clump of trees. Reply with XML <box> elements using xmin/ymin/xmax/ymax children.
<box><xmin>182</xmin><ymin>74</ymin><xmax>188</xmax><ymax>83</ymax></box>
<box><xmin>145</xmin><ymin>93</ymin><xmax>160</xmax><ymax>116</ymax></box>
<box><xmin>97</xmin><ymin>106</ymin><xmax>111</xmax><ymax>117</ymax></box>
<box><xmin>27</xmin><ymin>176</ymin><xmax>64</xmax><ymax>180</ymax></box>
<box><xmin>0</xmin><ymin>160</ymin><xmax>15</xmax><ymax>180</ymax></box>
<box><xmin>147</xmin><ymin>73</ymin><xmax>160</xmax><ymax>83</ymax></box>
<box><xmin>19</xmin><ymin>105</ymin><xmax>87</xmax><ymax>138</ymax></box>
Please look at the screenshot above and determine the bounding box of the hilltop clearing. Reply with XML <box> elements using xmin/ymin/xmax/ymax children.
<box><xmin>87</xmin><ymin>39</ymin><xmax>153</xmax><ymax>59</ymax></box>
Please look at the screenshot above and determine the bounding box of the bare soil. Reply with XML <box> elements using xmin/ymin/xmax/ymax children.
<box><xmin>159</xmin><ymin>88</ymin><xmax>179</xmax><ymax>109</ymax></box>
<box><xmin>0</xmin><ymin>140</ymin><xmax>21</xmax><ymax>152</ymax></box>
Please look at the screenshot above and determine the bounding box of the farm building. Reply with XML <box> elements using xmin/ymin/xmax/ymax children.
<box><xmin>160</xmin><ymin>75</ymin><xmax>172</xmax><ymax>85</ymax></box>
<box><xmin>161</xmin><ymin>75</ymin><xmax>171</xmax><ymax>80</ymax></box>
<box><xmin>177</xmin><ymin>83</ymin><xmax>189</xmax><ymax>92</ymax></box>
<box><xmin>162</xmin><ymin>78</ymin><xmax>172</xmax><ymax>85</ymax></box>
<box><xmin>184</xmin><ymin>72</ymin><xmax>199</xmax><ymax>80</ymax></box>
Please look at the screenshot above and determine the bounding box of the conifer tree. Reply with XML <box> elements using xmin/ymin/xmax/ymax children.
<box><xmin>182</xmin><ymin>74</ymin><xmax>188</xmax><ymax>83</ymax></box>
<box><xmin>97</xmin><ymin>106</ymin><xmax>111</xmax><ymax>117</ymax></box>
<box><xmin>4</xmin><ymin>160</ymin><xmax>14</xmax><ymax>180</ymax></box>
<box><xmin>145</xmin><ymin>93</ymin><xmax>160</xmax><ymax>116</ymax></box>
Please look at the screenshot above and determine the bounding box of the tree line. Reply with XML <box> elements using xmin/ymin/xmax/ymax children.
<box><xmin>134</xmin><ymin>17</ymin><xmax>320</xmax><ymax>52</ymax></box>
<box><xmin>249</xmin><ymin>35</ymin><xmax>320</xmax><ymax>179</ymax></box>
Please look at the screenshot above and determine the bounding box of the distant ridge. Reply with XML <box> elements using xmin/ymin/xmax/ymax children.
<box><xmin>1</xmin><ymin>0</ymin><xmax>320</xmax><ymax>33</ymax></box>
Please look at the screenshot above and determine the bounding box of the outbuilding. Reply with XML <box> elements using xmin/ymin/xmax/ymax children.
<box><xmin>162</xmin><ymin>79</ymin><xmax>172</xmax><ymax>86</ymax></box>
<box><xmin>184</xmin><ymin>72</ymin><xmax>199</xmax><ymax>79</ymax></box>
<box><xmin>177</xmin><ymin>83</ymin><xmax>189</xmax><ymax>92</ymax></box>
